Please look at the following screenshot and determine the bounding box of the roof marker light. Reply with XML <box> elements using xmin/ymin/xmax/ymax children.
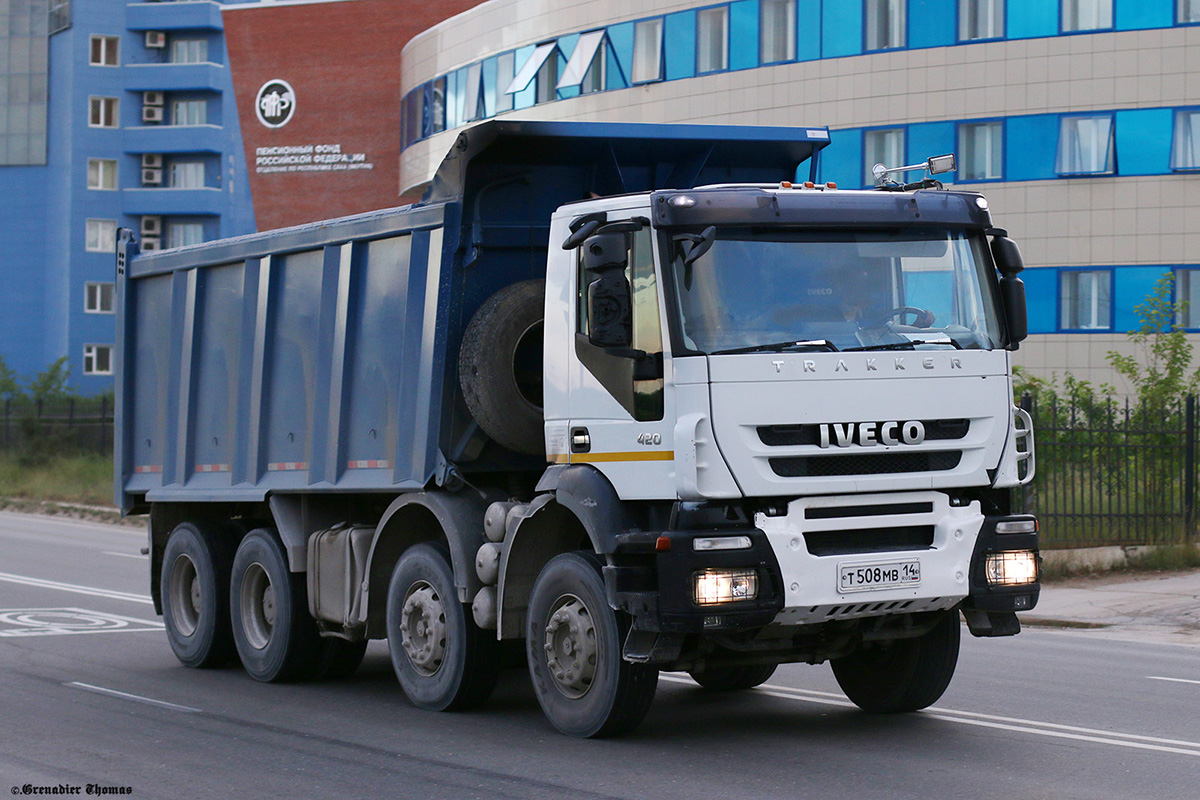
<box><xmin>668</xmin><ymin>195</ymin><xmax>696</xmax><ymax>208</ymax></box>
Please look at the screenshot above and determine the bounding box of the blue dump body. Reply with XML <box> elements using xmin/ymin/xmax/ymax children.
<box><xmin>115</xmin><ymin>120</ymin><xmax>829</xmax><ymax>513</ymax></box>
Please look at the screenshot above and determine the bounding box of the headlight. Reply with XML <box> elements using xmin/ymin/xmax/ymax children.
<box><xmin>693</xmin><ymin>569</ymin><xmax>758</xmax><ymax>605</ymax></box>
<box><xmin>985</xmin><ymin>551</ymin><xmax>1039</xmax><ymax>586</ymax></box>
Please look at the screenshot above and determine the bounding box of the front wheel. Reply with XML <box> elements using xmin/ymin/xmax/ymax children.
<box><xmin>526</xmin><ymin>553</ymin><xmax>658</xmax><ymax>738</ymax></box>
<box><xmin>831</xmin><ymin>610</ymin><xmax>961</xmax><ymax>713</ymax></box>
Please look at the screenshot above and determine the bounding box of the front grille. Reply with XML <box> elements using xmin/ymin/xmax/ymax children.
<box><xmin>805</xmin><ymin>501</ymin><xmax>934</xmax><ymax>520</ymax></box>
<box><xmin>768</xmin><ymin>451</ymin><xmax>962</xmax><ymax>477</ymax></box>
<box><xmin>804</xmin><ymin>525</ymin><xmax>935</xmax><ymax>556</ymax></box>
<box><xmin>758</xmin><ymin>418</ymin><xmax>969</xmax><ymax>447</ymax></box>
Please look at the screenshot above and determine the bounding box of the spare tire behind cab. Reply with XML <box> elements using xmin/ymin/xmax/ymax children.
<box><xmin>459</xmin><ymin>279</ymin><xmax>545</xmax><ymax>456</ymax></box>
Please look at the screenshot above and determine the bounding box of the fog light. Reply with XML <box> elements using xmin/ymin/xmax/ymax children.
<box><xmin>693</xmin><ymin>535</ymin><xmax>752</xmax><ymax>551</ymax></box>
<box><xmin>995</xmin><ymin>518</ymin><xmax>1038</xmax><ymax>534</ymax></box>
<box><xmin>693</xmin><ymin>569</ymin><xmax>758</xmax><ymax>605</ymax></box>
<box><xmin>985</xmin><ymin>551</ymin><xmax>1038</xmax><ymax>586</ymax></box>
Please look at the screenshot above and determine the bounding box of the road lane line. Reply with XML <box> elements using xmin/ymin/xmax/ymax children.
<box><xmin>66</xmin><ymin>682</ymin><xmax>200</xmax><ymax>713</ymax></box>
<box><xmin>104</xmin><ymin>551</ymin><xmax>149</xmax><ymax>560</ymax></box>
<box><xmin>0</xmin><ymin>571</ymin><xmax>153</xmax><ymax>605</ymax></box>
<box><xmin>659</xmin><ymin>674</ymin><xmax>1200</xmax><ymax>757</ymax></box>
<box><xmin>1148</xmin><ymin>676</ymin><xmax>1200</xmax><ymax>686</ymax></box>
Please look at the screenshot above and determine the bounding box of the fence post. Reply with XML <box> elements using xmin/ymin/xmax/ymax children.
<box><xmin>100</xmin><ymin>394</ymin><xmax>109</xmax><ymax>454</ymax></box>
<box><xmin>1186</xmin><ymin>395</ymin><xmax>1197</xmax><ymax>537</ymax></box>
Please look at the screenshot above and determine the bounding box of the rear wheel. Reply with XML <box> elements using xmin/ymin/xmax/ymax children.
<box><xmin>831</xmin><ymin>610</ymin><xmax>961</xmax><ymax>713</ymax></box>
<box><xmin>526</xmin><ymin>553</ymin><xmax>658</xmax><ymax>738</ymax></box>
<box><xmin>688</xmin><ymin>663</ymin><xmax>777</xmax><ymax>691</ymax></box>
<box><xmin>386</xmin><ymin>542</ymin><xmax>499</xmax><ymax>710</ymax></box>
<box><xmin>230</xmin><ymin>528</ymin><xmax>324</xmax><ymax>682</ymax></box>
<box><xmin>161</xmin><ymin>521</ymin><xmax>235</xmax><ymax>668</ymax></box>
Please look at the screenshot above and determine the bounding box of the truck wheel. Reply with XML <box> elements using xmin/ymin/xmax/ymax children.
<box><xmin>688</xmin><ymin>663</ymin><xmax>778</xmax><ymax>691</ymax></box>
<box><xmin>161</xmin><ymin>521</ymin><xmax>235</xmax><ymax>668</ymax></box>
<box><xmin>386</xmin><ymin>542</ymin><xmax>499</xmax><ymax>710</ymax></box>
<box><xmin>527</xmin><ymin>553</ymin><xmax>658</xmax><ymax>738</ymax></box>
<box><xmin>459</xmin><ymin>279</ymin><xmax>545</xmax><ymax>456</ymax></box>
<box><xmin>315</xmin><ymin>638</ymin><xmax>369</xmax><ymax>680</ymax></box>
<box><xmin>230</xmin><ymin>528</ymin><xmax>324</xmax><ymax>682</ymax></box>
<box><xmin>831</xmin><ymin>610</ymin><xmax>961</xmax><ymax>713</ymax></box>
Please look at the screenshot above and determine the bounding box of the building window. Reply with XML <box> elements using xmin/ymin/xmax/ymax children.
<box><xmin>171</xmin><ymin>99</ymin><xmax>206</xmax><ymax>126</ymax></box>
<box><xmin>697</xmin><ymin>7</ymin><xmax>729</xmax><ymax>73</ymax></box>
<box><xmin>170</xmin><ymin>161</ymin><xmax>205</xmax><ymax>188</ymax></box>
<box><xmin>1182</xmin><ymin>0</ymin><xmax>1200</xmax><ymax>22</ymax></box>
<box><xmin>167</xmin><ymin>222</ymin><xmax>204</xmax><ymax>249</ymax></box>
<box><xmin>1061</xmin><ymin>270</ymin><xmax>1111</xmax><ymax>330</ymax></box>
<box><xmin>89</xmin><ymin>35</ymin><xmax>119</xmax><ymax>66</ymax></box>
<box><xmin>1171</xmin><ymin>109</ymin><xmax>1200</xmax><ymax>170</ymax></box>
<box><xmin>760</xmin><ymin>0</ymin><xmax>796</xmax><ymax>63</ymax></box>
<box><xmin>83</xmin><ymin>345</ymin><xmax>113</xmax><ymax>376</ymax></box>
<box><xmin>959</xmin><ymin>0</ymin><xmax>1004</xmax><ymax>40</ymax></box>
<box><xmin>85</xmin><ymin>282</ymin><xmax>115</xmax><ymax>314</ymax></box>
<box><xmin>863</xmin><ymin>128</ymin><xmax>905</xmax><ymax>185</ymax></box>
<box><xmin>88</xmin><ymin>96</ymin><xmax>118</xmax><ymax>128</ymax></box>
<box><xmin>87</xmin><ymin>158</ymin><xmax>118</xmax><ymax>190</ymax></box>
<box><xmin>535</xmin><ymin>48</ymin><xmax>562</xmax><ymax>104</ymax></box>
<box><xmin>581</xmin><ymin>38</ymin><xmax>606</xmax><ymax>93</ymax></box>
<box><xmin>85</xmin><ymin>219</ymin><xmax>117</xmax><ymax>253</ymax></box>
<box><xmin>49</xmin><ymin>1</ymin><xmax>72</xmax><ymax>34</ymax></box>
<box><xmin>958</xmin><ymin>121</ymin><xmax>1003</xmax><ymax>180</ymax></box>
<box><xmin>632</xmin><ymin>18</ymin><xmax>663</xmax><ymax>83</ymax></box>
<box><xmin>169</xmin><ymin>38</ymin><xmax>208</xmax><ymax>64</ymax></box>
<box><xmin>1062</xmin><ymin>0</ymin><xmax>1112</xmax><ymax>31</ymax></box>
<box><xmin>865</xmin><ymin>0</ymin><xmax>905</xmax><ymax>50</ymax></box>
<box><xmin>1056</xmin><ymin>114</ymin><xmax>1115</xmax><ymax>175</ymax></box>
<box><xmin>1177</xmin><ymin>269</ymin><xmax>1200</xmax><ymax>328</ymax></box>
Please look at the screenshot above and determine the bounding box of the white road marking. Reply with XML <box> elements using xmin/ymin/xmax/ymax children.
<box><xmin>0</xmin><ymin>607</ymin><xmax>162</xmax><ymax>637</ymax></box>
<box><xmin>104</xmin><ymin>551</ymin><xmax>148</xmax><ymax>560</ymax></box>
<box><xmin>659</xmin><ymin>674</ymin><xmax>1200</xmax><ymax>757</ymax></box>
<box><xmin>1148</xmin><ymin>676</ymin><xmax>1200</xmax><ymax>686</ymax></box>
<box><xmin>67</xmin><ymin>682</ymin><xmax>200</xmax><ymax>713</ymax></box>
<box><xmin>0</xmin><ymin>571</ymin><xmax>153</xmax><ymax>605</ymax></box>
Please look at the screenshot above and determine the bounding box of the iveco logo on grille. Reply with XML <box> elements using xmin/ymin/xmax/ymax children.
<box><xmin>818</xmin><ymin>421</ymin><xmax>926</xmax><ymax>448</ymax></box>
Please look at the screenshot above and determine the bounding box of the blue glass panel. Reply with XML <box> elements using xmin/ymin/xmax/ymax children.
<box><xmin>822</xmin><ymin>0</ymin><xmax>864</xmax><ymax>57</ymax></box>
<box><xmin>1115</xmin><ymin>267</ymin><xmax>1171</xmax><ymax>331</ymax></box>
<box><xmin>607</xmin><ymin>22</ymin><xmax>635</xmax><ymax>87</ymax></box>
<box><xmin>481</xmin><ymin>56</ymin><xmax>498</xmax><ymax>118</ymax></box>
<box><xmin>512</xmin><ymin>45</ymin><xmax>536</xmax><ymax>110</ymax></box>
<box><xmin>1115</xmin><ymin>108</ymin><xmax>1173</xmax><ymax>175</ymax></box>
<box><xmin>906</xmin><ymin>121</ymin><xmax>955</xmax><ymax>167</ymax></box>
<box><xmin>1115</xmin><ymin>0</ymin><xmax>1172</xmax><ymax>30</ymax></box>
<box><xmin>1021</xmin><ymin>267</ymin><xmax>1057</xmax><ymax>335</ymax></box>
<box><xmin>1007</xmin><ymin>0</ymin><xmax>1057</xmax><ymax>38</ymax></box>
<box><xmin>796</xmin><ymin>0</ymin><xmax>822</xmax><ymax>60</ymax></box>
<box><xmin>909</xmin><ymin>0</ymin><xmax>956</xmax><ymax>48</ymax></box>
<box><xmin>816</xmin><ymin>128</ymin><xmax>864</xmax><ymax>188</ymax></box>
<box><xmin>1005</xmin><ymin>115</ymin><xmax>1058</xmax><ymax>181</ymax></box>
<box><xmin>665</xmin><ymin>10</ymin><xmax>697</xmax><ymax>80</ymax></box>
<box><xmin>729</xmin><ymin>0</ymin><xmax>760</xmax><ymax>70</ymax></box>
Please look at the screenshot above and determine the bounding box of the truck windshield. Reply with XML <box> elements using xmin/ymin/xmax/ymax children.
<box><xmin>668</xmin><ymin>227</ymin><xmax>1004</xmax><ymax>354</ymax></box>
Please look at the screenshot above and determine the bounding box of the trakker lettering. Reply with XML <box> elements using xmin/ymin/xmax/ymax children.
<box><xmin>818</xmin><ymin>420</ymin><xmax>926</xmax><ymax>448</ymax></box>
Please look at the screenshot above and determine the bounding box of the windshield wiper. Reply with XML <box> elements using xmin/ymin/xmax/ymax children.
<box><xmin>844</xmin><ymin>336</ymin><xmax>965</xmax><ymax>352</ymax></box>
<box><xmin>711</xmin><ymin>339</ymin><xmax>840</xmax><ymax>355</ymax></box>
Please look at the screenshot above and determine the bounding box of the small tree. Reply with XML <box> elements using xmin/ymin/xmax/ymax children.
<box><xmin>25</xmin><ymin>356</ymin><xmax>72</xmax><ymax>404</ymax></box>
<box><xmin>0</xmin><ymin>355</ymin><xmax>18</xmax><ymax>402</ymax></box>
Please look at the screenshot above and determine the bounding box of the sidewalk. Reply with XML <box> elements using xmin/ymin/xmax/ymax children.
<box><xmin>1025</xmin><ymin>568</ymin><xmax>1200</xmax><ymax>644</ymax></box>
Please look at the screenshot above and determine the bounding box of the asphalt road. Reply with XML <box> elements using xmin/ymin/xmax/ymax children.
<box><xmin>1</xmin><ymin>511</ymin><xmax>1198</xmax><ymax>800</ymax></box>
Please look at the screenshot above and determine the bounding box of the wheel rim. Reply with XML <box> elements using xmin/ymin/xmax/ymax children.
<box><xmin>240</xmin><ymin>562</ymin><xmax>275</xmax><ymax>651</ymax></box>
<box><xmin>542</xmin><ymin>593</ymin><xmax>598</xmax><ymax>699</ymax></box>
<box><xmin>169</xmin><ymin>554</ymin><xmax>201</xmax><ymax>637</ymax></box>
<box><xmin>400</xmin><ymin>580</ymin><xmax>447</xmax><ymax>676</ymax></box>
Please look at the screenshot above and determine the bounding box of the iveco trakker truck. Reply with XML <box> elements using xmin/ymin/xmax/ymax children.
<box><xmin>116</xmin><ymin>121</ymin><xmax>1038</xmax><ymax>738</ymax></box>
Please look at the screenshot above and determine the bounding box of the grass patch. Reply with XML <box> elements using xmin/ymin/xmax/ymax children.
<box><xmin>1126</xmin><ymin>543</ymin><xmax>1200</xmax><ymax>572</ymax></box>
<box><xmin>0</xmin><ymin>454</ymin><xmax>113</xmax><ymax>507</ymax></box>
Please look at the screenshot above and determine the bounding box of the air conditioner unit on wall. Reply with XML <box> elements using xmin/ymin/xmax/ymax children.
<box><xmin>141</xmin><ymin>153</ymin><xmax>162</xmax><ymax>169</ymax></box>
<box><xmin>143</xmin><ymin>91</ymin><xmax>164</xmax><ymax>106</ymax></box>
<box><xmin>142</xmin><ymin>105</ymin><xmax>164</xmax><ymax>123</ymax></box>
<box><xmin>145</xmin><ymin>31</ymin><xmax>166</xmax><ymax>49</ymax></box>
<box><xmin>141</xmin><ymin>237</ymin><xmax>162</xmax><ymax>251</ymax></box>
<box><xmin>141</xmin><ymin>168</ymin><xmax>162</xmax><ymax>186</ymax></box>
<box><xmin>141</xmin><ymin>216</ymin><xmax>162</xmax><ymax>236</ymax></box>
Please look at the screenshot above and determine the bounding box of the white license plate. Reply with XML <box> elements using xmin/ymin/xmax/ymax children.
<box><xmin>838</xmin><ymin>559</ymin><xmax>921</xmax><ymax>593</ymax></box>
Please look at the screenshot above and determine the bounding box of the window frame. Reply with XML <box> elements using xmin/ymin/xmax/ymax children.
<box><xmin>86</xmin><ymin>157</ymin><xmax>118</xmax><ymax>191</ymax></box>
<box><xmin>1180</xmin><ymin>0</ymin><xmax>1200</xmax><ymax>24</ymax></box>
<box><xmin>1059</xmin><ymin>268</ymin><xmax>1113</xmax><ymax>331</ymax></box>
<box><xmin>1176</xmin><ymin>268</ymin><xmax>1200</xmax><ymax>329</ymax></box>
<box><xmin>83</xmin><ymin>344</ymin><xmax>113</xmax><ymax>376</ymax></box>
<box><xmin>1055</xmin><ymin>113</ymin><xmax>1116</xmax><ymax>177</ymax></box>
<box><xmin>85</xmin><ymin>282</ymin><xmax>115</xmax><ymax>315</ymax></box>
<box><xmin>862</xmin><ymin>126</ymin><xmax>906</xmax><ymax>187</ymax></box>
<box><xmin>864</xmin><ymin>0</ymin><xmax>906</xmax><ymax>52</ymax></box>
<box><xmin>632</xmin><ymin>17</ymin><xmax>665</xmax><ymax>84</ymax></box>
<box><xmin>167</xmin><ymin>222</ymin><xmax>205</xmax><ymax>249</ymax></box>
<box><xmin>1061</xmin><ymin>0</ymin><xmax>1114</xmax><ymax>33</ymax></box>
<box><xmin>958</xmin><ymin>0</ymin><xmax>1005</xmax><ymax>42</ymax></box>
<box><xmin>696</xmin><ymin>5</ymin><xmax>730</xmax><ymax>75</ymax></box>
<box><xmin>169</xmin><ymin>160</ymin><xmax>205</xmax><ymax>189</ymax></box>
<box><xmin>1170</xmin><ymin>107</ymin><xmax>1200</xmax><ymax>171</ymax></box>
<box><xmin>85</xmin><ymin>219</ymin><xmax>117</xmax><ymax>253</ymax></box>
<box><xmin>88</xmin><ymin>96</ymin><xmax>119</xmax><ymax>128</ymax></box>
<box><xmin>169</xmin><ymin>38</ymin><xmax>209</xmax><ymax>65</ymax></box>
<box><xmin>759</xmin><ymin>0</ymin><xmax>797</xmax><ymax>65</ymax></box>
<box><xmin>171</xmin><ymin>98</ymin><xmax>207</xmax><ymax>126</ymax></box>
<box><xmin>89</xmin><ymin>35</ymin><xmax>119</xmax><ymax>67</ymax></box>
<box><xmin>957</xmin><ymin>119</ymin><xmax>1005</xmax><ymax>182</ymax></box>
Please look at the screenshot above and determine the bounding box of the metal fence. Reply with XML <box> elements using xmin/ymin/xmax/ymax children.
<box><xmin>0</xmin><ymin>397</ymin><xmax>114</xmax><ymax>457</ymax></box>
<box><xmin>1020</xmin><ymin>394</ymin><xmax>1198</xmax><ymax>549</ymax></box>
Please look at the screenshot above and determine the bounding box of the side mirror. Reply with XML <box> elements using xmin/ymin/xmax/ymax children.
<box><xmin>989</xmin><ymin>230</ymin><xmax>1027</xmax><ymax>346</ymax></box>
<box><xmin>583</xmin><ymin>232</ymin><xmax>632</xmax><ymax>349</ymax></box>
